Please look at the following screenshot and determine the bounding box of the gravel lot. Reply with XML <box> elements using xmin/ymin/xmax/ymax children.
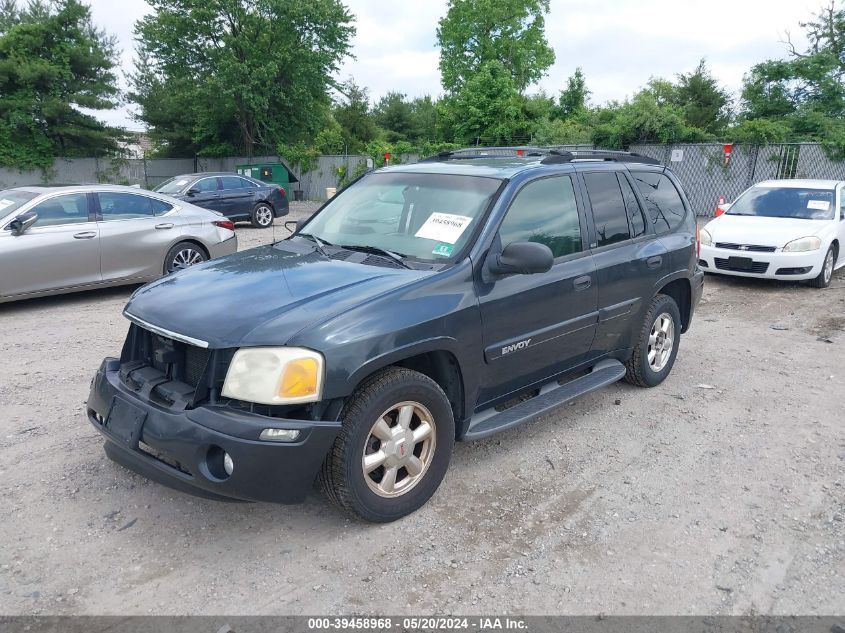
<box><xmin>1</xmin><ymin>201</ymin><xmax>843</xmax><ymax>615</ymax></box>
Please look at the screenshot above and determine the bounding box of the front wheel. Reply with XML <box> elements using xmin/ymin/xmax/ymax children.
<box><xmin>319</xmin><ymin>367</ymin><xmax>455</xmax><ymax>522</ymax></box>
<box><xmin>164</xmin><ymin>241</ymin><xmax>207</xmax><ymax>274</ymax></box>
<box><xmin>809</xmin><ymin>245</ymin><xmax>836</xmax><ymax>288</ymax></box>
<box><xmin>251</xmin><ymin>202</ymin><xmax>274</xmax><ymax>228</ymax></box>
<box><xmin>624</xmin><ymin>293</ymin><xmax>682</xmax><ymax>387</ymax></box>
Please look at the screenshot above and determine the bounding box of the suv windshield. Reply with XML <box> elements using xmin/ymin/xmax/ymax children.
<box><xmin>299</xmin><ymin>172</ymin><xmax>502</xmax><ymax>261</ymax></box>
<box><xmin>728</xmin><ymin>186</ymin><xmax>836</xmax><ymax>220</ymax></box>
<box><xmin>0</xmin><ymin>190</ymin><xmax>38</xmax><ymax>222</ymax></box>
<box><xmin>155</xmin><ymin>177</ymin><xmax>192</xmax><ymax>195</ymax></box>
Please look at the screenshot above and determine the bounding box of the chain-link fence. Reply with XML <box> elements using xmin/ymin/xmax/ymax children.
<box><xmin>628</xmin><ymin>143</ymin><xmax>845</xmax><ymax>216</ymax></box>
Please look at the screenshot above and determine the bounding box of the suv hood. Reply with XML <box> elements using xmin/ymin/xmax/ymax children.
<box><xmin>125</xmin><ymin>244</ymin><xmax>431</xmax><ymax>348</ymax></box>
<box><xmin>707</xmin><ymin>215</ymin><xmax>831</xmax><ymax>247</ymax></box>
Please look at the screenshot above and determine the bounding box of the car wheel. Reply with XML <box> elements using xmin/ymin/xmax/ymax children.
<box><xmin>809</xmin><ymin>245</ymin><xmax>836</xmax><ymax>288</ymax></box>
<box><xmin>251</xmin><ymin>202</ymin><xmax>274</xmax><ymax>228</ymax></box>
<box><xmin>164</xmin><ymin>242</ymin><xmax>207</xmax><ymax>274</ymax></box>
<box><xmin>319</xmin><ymin>367</ymin><xmax>455</xmax><ymax>522</ymax></box>
<box><xmin>624</xmin><ymin>293</ymin><xmax>681</xmax><ymax>388</ymax></box>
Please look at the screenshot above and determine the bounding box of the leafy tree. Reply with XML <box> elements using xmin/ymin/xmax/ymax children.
<box><xmin>314</xmin><ymin>120</ymin><xmax>345</xmax><ymax>154</ymax></box>
<box><xmin>373</xmin><ymin>92</ymin><xmax>415</xmax><ymax>142</ymax></box>
<box><xmin>332</xmin><ymin>78</ymin><xmax>378</xmax><ymax>152</ymax></box>
<box><xmin>0</xmin><ymin>0</ymin><xmax>121</xmax><ymax>167</ymax></box>
<box><xmin>674</xmin><ymin>59</ymin><xmax>731</xmax><ymax>134</ymax></box>
<box><xmin>444</xmin><ymin>60</ymin><xmax>531</xmax><ymax>144</ymax></box>
<box><xmin>409</xmin><ymin>96</ymin><xmax>439</xmax><ymax>142</ymax></box>
<box><xmin>557</xmin><ymin>67</ymin><xmax>590</xmax><ymax>118</ymax></box>
<box><xmin>131</xmin><ymin>0</ymin><xmax>354</xmax><ymax>157</ymax></box>
<box><xmin>436</xmin><ymin>0</ymin><xmax>555</xmax><ymax>93</ymax></box>
<box><xmin>738</xmin><ymin>1</ymin><xmax>845</xmax><ymax>154</ymax></box>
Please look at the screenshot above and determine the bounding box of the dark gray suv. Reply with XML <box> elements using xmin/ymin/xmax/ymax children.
<box><xmin>87</xmin><ymin>148</ymin><xmax>704</xmax><ymax>522</ymax></box>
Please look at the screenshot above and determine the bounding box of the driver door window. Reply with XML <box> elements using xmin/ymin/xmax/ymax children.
<box><xmin>30</xmin><ymin>193</ymin><xmax>90</xmax><ymax>226</ymax></box>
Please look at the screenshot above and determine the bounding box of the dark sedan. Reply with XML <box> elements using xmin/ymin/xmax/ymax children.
<box><xmin>155</xmin><ymin>172</ymin><xmax>288</xmax><ymax>228</ymax></box>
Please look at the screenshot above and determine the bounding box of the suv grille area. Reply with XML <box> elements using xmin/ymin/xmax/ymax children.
<box><xmin>714</xmin><ymin>258</ymin><xmax>770</xmax><ymax>274</ymax></box>
<box><xmin>118</xmin><ymin>324</ymin><xmax>232</xmax><ymax>411</ymax></box>
<box><xmin>715</xmin><ymin>242</ymin><xmax>777</xmax><ymax>253</ymax></box>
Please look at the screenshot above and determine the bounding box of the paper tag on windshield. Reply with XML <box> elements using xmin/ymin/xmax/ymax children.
<box><xmin>176</xmin><ymin>179</ymin><xmax>188</xmax><ymax>186</ymax></box>
<box><xmin>807</xmin><ymin>200</ymin><xmax>830</xmax><ymax>211</ymax></box>
<box><xmin>0</xmin><ymin>199</ymin><xmax>15</xmax><ymax>210</ymax></box>
<box><xmin>415</xmin><ymin>213</ymin><xmax>473</xmax><ymax>244</ymax></box>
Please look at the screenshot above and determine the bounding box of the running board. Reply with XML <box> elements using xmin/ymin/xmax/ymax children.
<box><xmin>463</xmin><ymin>359</ymin><xmax>626</xmax><ymax>441</ymax></box>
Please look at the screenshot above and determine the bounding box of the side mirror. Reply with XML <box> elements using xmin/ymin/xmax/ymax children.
<box><xmin>9</xmin><ymin>211</ymin><xmax>38</xmax><ymax>236</ymax></box>
<box><xmin>285</xmin><ymin>219</ymin><xmax>309</xmax><ymax>233</ymax></box>
<box><xmin>186</xmin><ymin>187</ymin><xmax>200</xmax><ymax>196</ymax></box>
<box><xmin>487</xmin><ymin>241</ymin><xmax>553</xmax><ymax>276</ymax></box>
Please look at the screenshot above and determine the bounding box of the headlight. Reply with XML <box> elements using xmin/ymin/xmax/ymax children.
<box><xmin>699</xmin><ymin>228</ymin><xmax>713</xmax><ymax>246</ymax></box>
<box><xmin>222</xmin><ymin>347</ymin><xmax>324</xmax><ymax>405</ymax></box>
<box><xmin>782</xmin><ymin>236</ymin><xmax>821</xmax><ymax>252</ymax></box>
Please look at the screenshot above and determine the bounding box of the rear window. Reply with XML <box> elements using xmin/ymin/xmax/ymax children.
<box><xmin>630</xmin><ymin>172</ymin><xmax>687</xmax><ymax>233</ymax></box>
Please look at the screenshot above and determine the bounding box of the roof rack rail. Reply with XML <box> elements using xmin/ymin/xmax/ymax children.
<box><xmin>419</xmin><ymin>146</ymin><xmax>561</xmax><ymax>162</ymax></box>
<box><xmin>540</xmin><ymin>150</ymin><xmax>661</xmax><ymax>165</ymax></box>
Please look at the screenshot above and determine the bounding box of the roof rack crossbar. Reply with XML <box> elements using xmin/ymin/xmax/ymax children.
<box><xmin>540</xmin><ymin>150</ymin><xmax>661</xmax><ymax>165</ymax></box>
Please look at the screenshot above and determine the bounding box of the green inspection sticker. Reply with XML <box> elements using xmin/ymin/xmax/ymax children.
<box><xmin>432</xmin><ymin>243</ymin><xmax>454</xmax><ymax>257</ymax></box>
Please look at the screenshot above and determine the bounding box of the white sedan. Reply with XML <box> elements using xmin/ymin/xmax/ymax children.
<box><xmin>699</xmin><ymin>179</ymin><xmax>845</xmax><ymax>288</ymax></box>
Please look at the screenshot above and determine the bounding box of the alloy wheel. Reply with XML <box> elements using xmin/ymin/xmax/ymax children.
<box><xmin>255</xmin><ymin>205</ymin><xmax>273</xmax><ymax>227</ymax></box>
<box><xmin>647</xmin><ymin>312</ymin><xmax>675</xmax><ymax>372</ymax></box>
<box><xmin>362</xmin><ymin>401</ymin><xmax>436</xmax><ymax>498</ymax></box>
<box><xmin>169</xmin><ymin>247</ymin><xmax>204</xmax><ymax>272</ymax></box>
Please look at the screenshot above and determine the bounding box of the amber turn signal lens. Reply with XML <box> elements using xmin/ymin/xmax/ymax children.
<box><xmin>278</xmin><ymin>358</ymin><xmax>320</xmax><ymax>398</ymax></box>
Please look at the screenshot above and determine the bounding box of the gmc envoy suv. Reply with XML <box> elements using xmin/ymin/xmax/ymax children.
<box><xmin>87</xmin><ymin>147</ymin><xmax>704</xmax><ymax>522</ymax></box>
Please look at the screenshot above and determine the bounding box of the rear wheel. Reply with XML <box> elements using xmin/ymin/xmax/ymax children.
<box><xmin>164</xmin><ymin>241</ymin><xmax>207</xmax><ymax>274</ymax></box>
<box><xmin>809</xmin><ymin>245</ymin><xmax>835</xmax><ymax>288</ymax></box>
<box><xmin>319</xmin><ymin>367</ymin><xmax>454</xmax><ymax>522</ymax></box>
<box><xmin>625</xmin><ymin>294</ymin><xmax>681</xmax><ymax>387</ymax></box>
<box><xmin>251</xmin><ymin>202</ymin><xmax>274</xmax><ymax>228</ymax></box>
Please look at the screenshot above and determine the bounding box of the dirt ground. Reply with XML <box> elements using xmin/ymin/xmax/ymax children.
<box><xmin>0</xmin><ymin>202</ymin><xmax>843</xmax><ymax>616</ymax></box>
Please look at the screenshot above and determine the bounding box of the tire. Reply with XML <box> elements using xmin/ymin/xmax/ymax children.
<box><xmin>624</xmin><ymin>293</ymin><xmax>682</xmax><ymax>388</ymax></box>
<box><xmin>164</xmin><ymin>241</ymin><xmax>207</xmax><ymax>274</ymax></box>
<box><xmin>319</xmin><ymin>367</ymin><xmax>455</xmax><ymax>522</ymax></box>
<box><xmin>251</xmin><ymin>202</ymin><xmax>274</xmax><ymax>228</ymax></box>
<box><xmin>809</xmin><ymin>245</ymin><xmax>836</xmax><ymax>288</ymax></box>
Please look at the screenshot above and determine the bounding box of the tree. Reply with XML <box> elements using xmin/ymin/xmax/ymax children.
<box><xmin>131</xmin><ymin>0</ymin><xmax>354</xmax><ymax>157</ymax></box>
<box><xmin>738</xmin><ymin>1</ymin><xmax>845</xmax><ymax>154</ymax></box>
<box><xmin>332</xmin><ymin>78</ymin><xmax>378</xmax><ymax>152</ymax></box>
<box><xmin>557</xmin><ymin>67</ymin><xmax>590</xmax><ymax>118</ymax></box>
<box><xmin>436</xmin><ymin>0</ymin><xmax>555</xmax><ymax>93</ymax></box>
<box><xmin>674</xmin><ymin>59</ymin><xmax>731</xmax><ymax>134</ymax></box>
<box><xmin>444</xmin><ymin>60</ymin><xmax>531</xmax><ymax>144</ymax></box>
<box><xmin>373</xmin><ymin>92</ymin><xmax>415</xmax><ymax>142</ymax></box>
<box><xmin>0</xmin><ymin>0</ymin><xmax>121</xmax><ymax>168</ymax></box>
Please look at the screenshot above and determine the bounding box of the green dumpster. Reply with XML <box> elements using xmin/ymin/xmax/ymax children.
<box><xmin>236</xmin><ymin>161</ymin><xmax>299</xmax><ymax>197</ymax></box>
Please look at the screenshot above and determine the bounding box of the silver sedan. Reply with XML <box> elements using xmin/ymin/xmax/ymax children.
<box><xmin>0</xmin><ymin>185</ymin><xmax>238</xmax><ymax>304</ymax></box>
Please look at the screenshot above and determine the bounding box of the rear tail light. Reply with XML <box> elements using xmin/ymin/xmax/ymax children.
<box><xmin>695</xmin><ymin>225</ymin><xmax>701</xmax><ymax>258</ymax></box>
<box><xmin>213</xmin><ymin>220</ymin><xmax>235</xmax><ymax>231</ymax></box>
<box><xmin>278</xmin><ymin>187</ymin><xmax>286</xmax><ymax>196</ymax></box>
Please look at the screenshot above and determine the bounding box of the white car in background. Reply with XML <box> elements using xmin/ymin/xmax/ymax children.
<box><xmin>699</xmin><ymin>179</ymin><xmax>845</xmax><ymax>288</ymax></box>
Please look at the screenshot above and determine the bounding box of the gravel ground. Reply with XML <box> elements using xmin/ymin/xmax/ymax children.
<box><xmin>0</xmin><ymin>202</ymin><xmax>843</xmax><ymax>615</ymax></box>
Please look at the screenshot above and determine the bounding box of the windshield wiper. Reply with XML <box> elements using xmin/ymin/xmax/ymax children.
<box><xmin>339</xmin><ymin>244</ymin><xmax>413</xmax><ymax>269</ymax></box>
<box><xmin>298</xmin><ymin>232</ymin><xmax>331</xmax><ymax>257</ymax></box>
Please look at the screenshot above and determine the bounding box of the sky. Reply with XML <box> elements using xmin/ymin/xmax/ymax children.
<box><xmin>87</xmin><ymin>0</ymin><xmax>818</xmax><ymax>130</ymax></box>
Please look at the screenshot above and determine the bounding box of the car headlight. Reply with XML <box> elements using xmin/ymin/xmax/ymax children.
<box><xmin>782</xmin><ymin>236</ymin><xmax>821</xmax><ymax>252</ymax></box>
<box><xmin>699</xmin><ymin>228</ymin><xmax>713</xmax><ymax>246</ymax></box>
<box><xmin>222</xmin><ymin>347</ymin><xmax>324</xmax><ymax>405</ymax></box>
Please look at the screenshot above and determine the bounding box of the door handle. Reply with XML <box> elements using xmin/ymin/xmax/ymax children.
<box><xmin>573</xmin><ymin>275</ymin><xmax>592</xmax><ymax>291</ymax></box>
<box><xmin>155</xmin><ymin>223</ymin><xmax>175</xmax><ymax>230</ymax></box>
<box><xmin>646</xmin><ymin>256</ymin><xmax>663</xmax><ymax>269</ymax></box>
<box><xmin>73</xmin><ymin>231</ymin><xmax>97</xmax><ymax>239</ymax></box>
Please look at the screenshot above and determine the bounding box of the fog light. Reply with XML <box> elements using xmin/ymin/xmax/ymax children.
<box><xmin>259</xmin><ymin>428</ymin><xmax>301</xmax><ymax>442</ymax></box>
<box><xmin>223</xmin><ymin>452</ymin><xmax>234</xmax><ymax>476</ymax></box>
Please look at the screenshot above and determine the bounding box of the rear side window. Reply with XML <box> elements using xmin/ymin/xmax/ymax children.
<box><xmin>584</xmin><ymin>172</ymin><xmax>630</xmax><ymax>247</ymax></box>
<box><xmin>98</xmin><ymin>192</ymin><xmax>155</xmax><ymax>220</ymax></box>
<box><xmin>630</xmin><ymin>171</ymin><xmax>687</xmax><ymax>233</ymax></box>
<box><xmin>220</xmin><ymin>176</ymin><xmax>254</xmax><ymax>190</ymax></box>
<box><xmin>618</xmin><ymin>174</ymin><xmax>647</xmax><ymax>237</ymax></box>
<box><xmin>150</xmin><ymin>198</ymin><xmax>174</xmax><ymax>216</ymax></box>
<box><xmin>498</xmin><ymin>176</ymin><xmax>582</xmax><ymax>258</ymax></box>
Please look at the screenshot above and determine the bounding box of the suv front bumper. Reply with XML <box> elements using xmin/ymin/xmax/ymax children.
<box><xmin>86</xmin><ymin>358</ymin><xmax>340</xmax><ymax>503</ymax></box>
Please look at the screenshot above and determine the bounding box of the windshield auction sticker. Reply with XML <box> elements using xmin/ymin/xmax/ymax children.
<box><xmin>415</xmin><ymin>212</ymin><xmax>473</xmax><ymax>244</ymax></box>
<box><xmin>0</xmin><ymin>199</ymin><xmax>15</xmax><ymax>210</ymax></box>
<box><xmin>807</xmin><ymin>200</ymin><xmax>830</xmax><ymax>210</ymax></box>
